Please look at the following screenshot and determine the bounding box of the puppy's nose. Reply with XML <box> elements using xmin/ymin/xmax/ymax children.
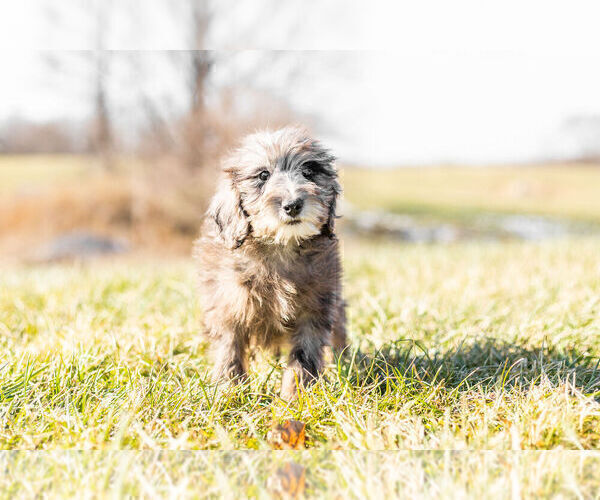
<box><xmin>283</xmin><ymin>198</ymin><xmax>304</xmax><ymax>217</ymax></box>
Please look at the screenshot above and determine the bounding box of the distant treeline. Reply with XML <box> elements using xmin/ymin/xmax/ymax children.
<box><xmin>0</xmin><ymin>118</ymin><xmax>90</xmax><ymax>154</ymax></box>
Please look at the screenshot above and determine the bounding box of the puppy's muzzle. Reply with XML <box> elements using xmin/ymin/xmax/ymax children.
<box><xmin>282</xmin><ymin>198</ymin><xmax>304</xmax><ymax>218</ymax></box>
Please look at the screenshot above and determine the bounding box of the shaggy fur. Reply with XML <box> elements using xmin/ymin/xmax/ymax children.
<box><xmin>193</xmin><ymin>126</ymin><xmax>346</xmax><ymax>400</ymax></box>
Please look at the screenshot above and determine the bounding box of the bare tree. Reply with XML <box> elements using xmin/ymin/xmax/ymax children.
<box><xmin>189</xmin><ymin>2</ymin><xmax>213</xmax><ymax>113</ymax></box>
<box><xmin>179</xmin><ymin>1</ymin><xmax>215</xmax><ymax>167</ymax></box>
<box><xmin>89</xmin><ymin>53</ymin><xmax>114</xmax><ymax>167</ymax></box>
<box><xmin>89</xmin><ymin>1</ymin><xmax>115</xmax><ymax>170</ymax></box>
<box><xmin>42</xmin><ymin>0</ymin><xmax>116</xmax><ymax>170</ymax></box>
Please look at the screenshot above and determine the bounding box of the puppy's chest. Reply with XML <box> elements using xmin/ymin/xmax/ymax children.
<box><xmin>235</xmin><ymin>255</ymin><xmax>312</xmax><ymax>328</ymax></box>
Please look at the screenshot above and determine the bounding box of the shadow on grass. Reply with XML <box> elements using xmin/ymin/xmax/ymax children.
<box><xmin>338</xmin><ymin>338</ymin><xmax>600</xmax><ymax>398</ymax></box>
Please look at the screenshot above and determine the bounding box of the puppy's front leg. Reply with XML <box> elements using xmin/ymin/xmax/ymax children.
<box><xmin>211</xmin><ymin>327</ymin><xmax>248</xmax><ymax>383</ymax></box>
<box><xmin>281</xmin><ymin>324</ymin><xmax>325</xmax><ymax>401</ymax></box>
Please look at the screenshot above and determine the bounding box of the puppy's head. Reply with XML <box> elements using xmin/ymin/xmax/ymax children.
<box><xmin>209</xmin><ymin>126</ymin><xmax>340</xmax><ymax>248</ymax></box>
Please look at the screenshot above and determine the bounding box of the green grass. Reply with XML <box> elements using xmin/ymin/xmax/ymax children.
<box><xmin>2</xmin><ymin>156</ymin><xmax>600</xmax><ymax>495</ymax></box>
<box><xmin>1</xmin><ymin>450</ymin><xmax>599</xmax><ymax>498</ymax></box>
<box><xmin>0</xmin><ymin>155</ymin><xmax>93</xmax><ymax>193</ymax></box>
<box><xmin>4</xmin><ymin>155</ymin><xmax>600</xmax><ymax>221</ymax></box>
<box><xmin>342</xmin><ymin>164</ymin><xmax>600</xmax><ymax>223</ymax></box>
<box><xmin>1</xmin><ymin>239</ymin><xmax>599</xmax><ymax>453</ymax></box>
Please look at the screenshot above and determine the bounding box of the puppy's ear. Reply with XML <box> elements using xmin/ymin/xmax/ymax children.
<box><xmin>208</xmin><ymin>175</ymin><xmax>250</xmax><ymax>249</ymax></box>
<box><xmin>324</xmin><ymin>175</ymin><xmax>341</xmax><ymax>237</ymax></box>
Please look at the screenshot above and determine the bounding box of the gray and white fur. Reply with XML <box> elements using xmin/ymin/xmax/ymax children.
<box><xmin>193</xmin><ymin>126</ymin><xmax>346</xmax><ymax>400</ymax></box>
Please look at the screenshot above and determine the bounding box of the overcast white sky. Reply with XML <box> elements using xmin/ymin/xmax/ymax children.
<box><xmin>2</xmin><ymin>0</ymin><xmax>600</xmax><ymax>165</ymax></box>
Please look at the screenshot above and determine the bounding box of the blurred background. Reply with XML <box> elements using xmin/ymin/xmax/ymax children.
<box><xmin>2</xmin><ymin>0</ymin><xmax>600</xmax><ymax>262</ymax></box>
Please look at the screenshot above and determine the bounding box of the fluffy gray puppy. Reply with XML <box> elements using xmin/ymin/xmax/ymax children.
<box><xmin>194</xmin><ymin>126</ymin><xmax>346</xmax><ymax>400</ymax></box>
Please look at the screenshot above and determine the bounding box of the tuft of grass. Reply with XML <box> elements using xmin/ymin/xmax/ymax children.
<box><xmin>1</xmin><ymin>239</ymin><xmax>599</xmax><ymax>452</ymax></box>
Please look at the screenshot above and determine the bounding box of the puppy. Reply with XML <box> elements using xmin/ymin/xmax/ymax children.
<box><xmin>194</xmin><ymin>126</ymin><xmax>346</xmax><ymax>400</ymax></box>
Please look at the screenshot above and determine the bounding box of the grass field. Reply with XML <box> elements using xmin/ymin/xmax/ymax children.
<box><xmin>0</xmin><ymin>155</ymin><xmax>93</xmax><ymax>193</ymax></box>
<box><xmin>4</xmin><ymin>155</ymin><xmax>600</xmax><ymax>220</ymax></box>
<box><xmin>2</xmin><ymin>240</ymin><xmax>599</xmax><ymax>450</ymax></box>
<box><xmin>2</xmin><ymin>156</ymin><xmax>600</xmax><ymax>495</ymax></box>
<box><xmin>342</xmin><ymin>164</ymin><xmax>600</xmax><ymax>222</ymax></box>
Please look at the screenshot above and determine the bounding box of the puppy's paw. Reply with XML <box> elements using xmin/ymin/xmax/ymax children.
<box><xmin>280</xmin><ymin>369</ymin><xmax>301</xmax><ymax>401</ymax></box>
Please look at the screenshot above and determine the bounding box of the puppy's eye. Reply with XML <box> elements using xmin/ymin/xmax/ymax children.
<box><xmin>258</xmin><ymin>170</ymin><xmax>270</xmax><ymax>182</ymax></box>
<box><xmin>302</xmin><ymin>162</ymin><xmax>318</xmax><ymax>180</ymax></box>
